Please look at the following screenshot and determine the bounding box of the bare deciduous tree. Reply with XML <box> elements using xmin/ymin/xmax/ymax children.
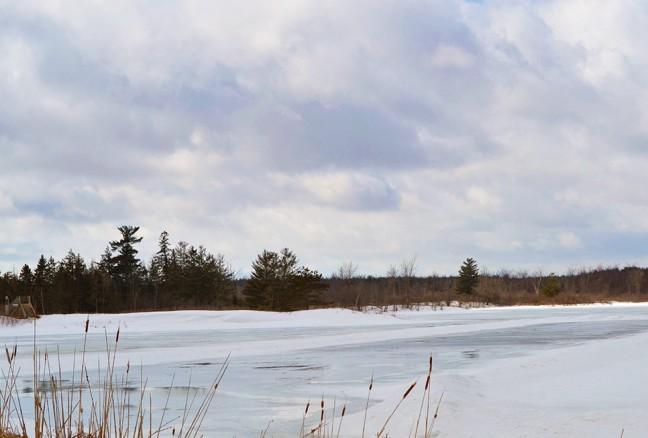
<box><xmin>399</xmin><ymin>255</ymin><xmax>418</xmax><ymax>308</ymax></box>
<box><xmin>337</xmin><ymin>261</ymin><xmax>359</xmax><ymax>281</ymax></box>
<box><xmin>399</xmin><ymin>255</ymin><xmax>417</xmax><ymax>278</ymax></box>
<box><xmin>532</xmin><ymin>269</ymin><xmax>544</xmax><ymax>296</ymax></box>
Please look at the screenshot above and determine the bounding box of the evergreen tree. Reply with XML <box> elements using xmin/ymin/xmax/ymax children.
<box><xmin>244</xmin><ymin>249</ymin><xmax>327</xmax><ymax>311</ymax></box>
<box><xmin>54</xmin><ymin>250</ymin><xmax>88</xmax><ymax>313</ymax></box>
<box><xmin>150</xmin><ymin>231</ymin><xmax>172</xmax><ymax>309</ymax></box>
<box><xmin>157</xmin><ymin>231</ymin><xmax>171</xmax><ymax>277</ymax></box>
<box><xmin>243</xmin><ymin>250</ymin><xmax>278</xmax><ymax>309</ymax></box>
<box><xmin>150</xmin><ymin>238</ymin><xmax>235</xmax><ymax>309</ymax></box>
<box><xmin>99</xmin><ymin>246</ymin><xmax>114</xmax><ymax>274</ymax></box>
<box><xmin>288</xmin><ymin>267</ymin><xmax>327</xmax><ymax>310</ymax></box>
<box><xmin>1</xmin><ymin>272</ymin><xmax>19</xmax><ymax>299</ymax></box>
<box><xmin>94</xmin><ymin>253</ymin><xmax>117</xmax><ymax>313</ymax></box>
<box><xmin>541</xmin><ymin>273</ymin><xmax>561</xmax><ymax>297</ymax></box>
<box><xmin>33</xmin><ymin>255</ymin><xmax>49</xmax><ymax>314</ymax></box>
<box><xmin>19</xmin><ymin>264</ymin><xmax>33</xmax><ymax>295</ymax></box>
<box><xmin>109</xmin><ymin>226</ymin><xmax>143</xmax><ymax>278</ymax></box>
<box><xmin>108</xmin><ymin>226</ymin><xmax>144</xmax><ymax>310</ymax></box>
<box><xmin>273</xmin><ymin>248</ymin><xmax>299</xmax><ymax>310</ymax></box>
<box><xmin>46</xmin><ymin>257</ymin><xmax>57</xmax><ymax>282</ymax></box>
<box><xmin>457</xmin><ymin>257</ymin><xmax>479</xmax><ymax>295</ymax></box>
<box><xmin>209</xmin><ymin>253</ymin><xmax>236</xmax><ymax>306</ymax></box>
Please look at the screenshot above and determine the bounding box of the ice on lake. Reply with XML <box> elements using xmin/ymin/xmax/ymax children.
<box><xmin>2</xmin><ymin>304</ymin><xmax>648</xmax><ymax>437</ymax></box>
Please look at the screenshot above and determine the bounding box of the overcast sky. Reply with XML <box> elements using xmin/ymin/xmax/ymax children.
<box><xmin>1</xmin><ymin>0</ymin><xmax>648</xmax><ymax>276</ymax></box>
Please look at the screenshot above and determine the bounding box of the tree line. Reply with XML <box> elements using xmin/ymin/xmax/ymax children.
<box><xmin>2</xmin><ymin>226</ymin><xmax>648</xmax><ymax>314</ymax></box>
<box><xmin>0</xmin><ymin>226</ymin><xmax>326</xmax><ymax>314</ymax></box>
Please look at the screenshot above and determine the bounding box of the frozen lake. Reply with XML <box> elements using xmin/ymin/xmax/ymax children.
<box><xmin>2</xmin><ymin>304</ymin><xmax>648</xmax><ymax>437</ymax></box>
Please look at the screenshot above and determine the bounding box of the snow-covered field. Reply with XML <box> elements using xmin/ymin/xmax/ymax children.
<box><xmin>2</xmin><ymin>303</ymin><xmax>648</xmax><ymax>437</ymax></box>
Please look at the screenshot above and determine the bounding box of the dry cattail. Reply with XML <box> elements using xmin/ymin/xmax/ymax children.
<box><xmin>425</xmin><ymin>375</ymin><xmax>431</xmax><ymax>390</ymax></box>
<box><xmin>115</xmin><ymin>328</ymin><xmax>120</xmax><ymax>343</ymax></box>
<box><xmin>305</xmin><ymin>401</ymin><xmax>310</xmax><ymax>414</ymax></box>
<box><xmin>377</xmin><ymin>380</ymin><xmax>417</xmax><ymax>437</ymax></box>
<box><xmin>402</xmin><ymin>381</ymin><xmax>417</xmax><ymax>399</ymax></box>
<box><xmin>84</xmin><ymin>318</ymin><xmax>89</xmax><ymax>333</ymax></box>
<box><xmin>341</xmin><ymin>405</ymin><xmax>346</xmax><ymax>417</ymax></box>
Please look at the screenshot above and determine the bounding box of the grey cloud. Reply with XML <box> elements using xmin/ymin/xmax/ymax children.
<box><xmin>2</xmin><ymin>0</ymin><xmax>648</xmax><ymax>274</ymax></box>
<box><xmin>243</xmin><ymin>102</ymin><xmax>428</xmax><ymax>171</ymax></box>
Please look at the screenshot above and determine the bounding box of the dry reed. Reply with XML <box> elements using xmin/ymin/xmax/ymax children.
<box><xmin>0</xmin><ymin>318</ymin><xmax>227</xmax><ymax>438</ymax></box>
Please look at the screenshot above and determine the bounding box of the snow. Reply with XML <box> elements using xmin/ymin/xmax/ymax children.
<box><xmin>431</xmin><ymin>330</ymin><xmax>648</xmax><ymax>437</ymax></box>
<box><xmin>2</xmin><ymin>303</ymin><xmax>648</xmax><ymax>437</ymax></box>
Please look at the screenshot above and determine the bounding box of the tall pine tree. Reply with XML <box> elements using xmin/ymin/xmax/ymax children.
<box><xmin>33</xmin><ymin>255</ymin><xmax>50</xmax><ymax>314</ymax></box>
<box><xmin>108</xmin><ymin>226</ymin><xmax>144</xmax><ymax>310</ymax></box>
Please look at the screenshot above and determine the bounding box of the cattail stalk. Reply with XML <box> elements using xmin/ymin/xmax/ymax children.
<box><xmin>361</xmin><ymin>374</ymin><xmax>373</xmax><ymax>438</ymax></box>
<box><xmin>376</xmin><ymin>381</ymin><xmax>417</xmax><ymax>437</ymax></box>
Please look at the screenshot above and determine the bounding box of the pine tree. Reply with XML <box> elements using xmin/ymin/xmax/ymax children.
<box><xmin>152</xmin><ymin>231</ymin><xmax>171</xmax><ymax>281</ymax></box>
<box><xmin>34</xmin><ymin>255</ymin><xmax>49</xmax><ymax>313</ymax></box>
<box><xmin>457</xmin><ymin>257</ymin><xmax>479</xmax><ymax>295</ymax></box>
<box><xmin>54</xmin><ymin>250</ymin><xmax>88</xmax><ymax>313</ymax></box>
<box><xmin>109</xmin><ymin>226</ymin><xmax>143</xmax><ymax>278</ymax></box>
<box><xmin>150</xmin><ymin>231</ymin><xmax>172</xmax><ymax>309</ymax></box>
<box><xmin>209</xmin><ymin>253</ymin><xmax>235</xmax><ymax>306</ymax></box>
<box><xmin>288</xmin><ymin>267</ymin><xmax>327</xmax><ymax>310</ymax></box>
<box><xmin>18</xmin><ymin>264</ymin><xmax>33</xmax><ymax>296</ymax></box>
<box><xmin>244</xmin><ymin>250</ymin><xmax>279</xmax><ymax>309</ymax></box>
<box><xmin>243</xmin><ymin>249</ymin><xmax>327</xmax><ymax>311</ymax></box>
<box><xmin>109</xmin><ymin>226</ymin><xmax>144</xmax><ymax>310</ymax></box>
<box><xmin>92</xmin><ymin>255</ymin><xmax>115</xmax><ymax>313</ymax></box>
<box><xmin>274</xmin><ymin>248</ymin><xmax>299</xmax><ymax>310</ymax></box>
<box><xmin>99</xmin><ymin>246</ymin><xmax>114</xmax><ymax>274</ymax></box>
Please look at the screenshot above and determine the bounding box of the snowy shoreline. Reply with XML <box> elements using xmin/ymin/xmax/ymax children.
<box><xmin>4</xmin><ymin>299</ymin><xmax>648</xmax><ymax>333</ymax></box>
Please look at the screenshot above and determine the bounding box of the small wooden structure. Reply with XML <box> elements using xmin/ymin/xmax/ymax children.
<box><xmin>3</xmin><ymin>296</ymin><xmax>38</xmax><ymax>319</ymax></box>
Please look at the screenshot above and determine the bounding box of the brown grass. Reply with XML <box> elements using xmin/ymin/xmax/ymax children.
<box><xmin>0</xmin><ymin>318</ymin><xmax>227</xmax><ymax>438</ymax></box>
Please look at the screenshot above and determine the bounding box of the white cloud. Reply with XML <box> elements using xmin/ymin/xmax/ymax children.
<box><xmin>430</xmin><ymin>44</ymin><xmax>475</xmax><ymax>68</ymax></box>
<box><xmin>558</xmin><ymin>232</ymin><xmax>582</xmax><ymax>249</ymax></box>
<box><xmin>1</xmin><ymin>0</ymin><xmax>648</xmax><ymax>274</ymax></box>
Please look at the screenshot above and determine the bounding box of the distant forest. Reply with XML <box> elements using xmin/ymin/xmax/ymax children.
<box><xmin>1</xmin><ymin>226</ymin><xmax>648</xmax><ymax>315</ymax></box>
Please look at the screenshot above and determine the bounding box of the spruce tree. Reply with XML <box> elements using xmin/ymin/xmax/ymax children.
<box><xmin>457</xmin><ymin>257</ymin><xmax>479</xmax><ymax>295</ymax></box>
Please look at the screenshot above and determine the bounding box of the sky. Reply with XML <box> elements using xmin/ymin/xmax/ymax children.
<box><xmin>1</xmin><ymin>0</ymin><xmax>648</xmax><ymax>276</ymax></box>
